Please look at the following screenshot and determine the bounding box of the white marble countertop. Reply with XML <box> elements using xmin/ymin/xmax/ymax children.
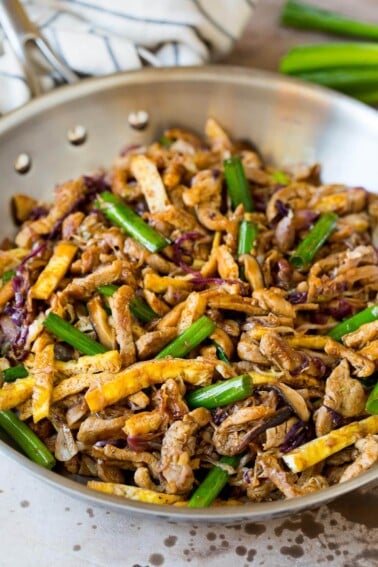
<box><xmin>1</xmin><ymin>1</ymin><xmax>377</xmax><ymax>566</ymax></box>
<box><xmin>1</xmin><ymin>456</ymin><xmax>377</xmax><ymax>567</ymax></box>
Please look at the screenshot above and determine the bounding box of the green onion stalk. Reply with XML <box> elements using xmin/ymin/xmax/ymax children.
<box><xmin>290</xmin><ymin>211</ymin><xmax>338</xmax><ymax>269</ymax></box>
<box><xmin>294</xmin><ymin>68</ymin><xmax>378</xmax><ymax>93</ymax></box>
<box><xmin>0</xmin><ymin>410</ymin><xmax>56</xmax><ymax>469</ymax></box>
<box><xmin>224</xmin><ymin>157</ymin><xmax>254</xmax><ymax>212</ymax></box>
<box><xmin>43</xmin><ymin>313</ymin><xmax>108</xmax><ymax>355</ymax></box>
<box><xmin>281</xmin><ymin>1</ymin><xmax>378</xmax><ymax>41</ymax></box>
<box><xmin>212</xmin><ymin>341</ymin><xmax>231</xmax><ymax>365</ymax></box>
<box><xmin>187</xmin><ymin>455</ymin><xmax>241</xmax><ymax>508</ymax></box>
<box><xmin>1</xmin><ymin>270</ymin><xmax>15</xmax><ymax>284</ymax></box>
<box><xmin>155</xmin><ymin>315</ymin><xmax>216</xmax><ymax>359</ymax></box>
<box><xmin>186</xmin><ymin>374</ymin><xmax>253</xmax><ymax>410</ymax></box>
<box><xmin>97</xmin><ymin>285</ymin><xmax>158</xmax><ymax>323</ymax></box>
<box><xmin>328</xmin><ymin>305</ymin><xmax>378</xmax><ymax>342</ymax></box>
<box><xmin>237</xmin><ymin>219</ymin><xmax>258</xmax><ymax>257</ymax></box>
<box><xmin>280</xmin><ymin>43</ymin><xmax>378</xmax><ymax>75</ymax></box>
<box><xmin>2</xmin><ymin>365</ymin><xmax>28</xmax><ymax>383</ymax></box>
<box><xmin>97</xmin><ymin>192</ymin><xmax>170</xmax><ymax>253</ymax></box>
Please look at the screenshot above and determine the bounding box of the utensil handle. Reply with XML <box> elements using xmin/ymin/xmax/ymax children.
<box><xmin>0</xmin><ymin>0</ymin><xmax>79</xmax><ymax>97</ymax></box>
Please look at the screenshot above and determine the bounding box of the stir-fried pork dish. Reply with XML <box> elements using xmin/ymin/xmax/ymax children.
<box><xmin>0</xmin><ymin>118</ymin><xmax>377</xmax><ymax>507</ymax></box>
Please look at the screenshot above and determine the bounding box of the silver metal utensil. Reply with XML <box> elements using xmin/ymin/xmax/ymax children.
<box><xmin>0</xmin><ymin>0</ymin><xmax>78</xmax><ymax>97</ymax></box>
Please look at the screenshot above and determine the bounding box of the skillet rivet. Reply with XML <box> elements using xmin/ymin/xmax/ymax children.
<box><xmin>67</xmin><ymin>125</ymin><xmax>87</xmax><ymax>145</ymax></box>
<box><xmin>14</xmin><ymin>153</ymin><xmax>31</xmax><ymax>174</ymax></box>
<box><xmin>128</xmin><ymin>110</ymin><xmax>149</xmax><ymax>130</ymax></box>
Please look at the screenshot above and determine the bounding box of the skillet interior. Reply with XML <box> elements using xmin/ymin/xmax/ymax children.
<box><xmin>0</xmin><ymin>66</ymin><xmax>377</xmax><ymax>521</ymax></box>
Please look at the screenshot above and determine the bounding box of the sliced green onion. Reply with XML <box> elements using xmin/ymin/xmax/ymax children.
<box><xmin>271</xmin><ymin>170</ymin><xmax>290</xmax><ymax>185</ymax></box>
<box><xmin>188</xmin><ymin>455</ymin><xmax>240</xmax><ymax>508</ymax></box>
<box><xmin>0</xmin><ymin>410</ymin><xmax>56</xmax><ymax>469</ymax></box>
<box><xmin>3</xmin><ymin>365</ymin><xmax>28</xmax><ymax>383</ymax></box>
<box><xmin>280</xmin><ymin>43</ymin><xmax>378</xmax><ymax>75</ymax></box>
<box><xmin>186</xmin><ymin>374</ymin><xmax>253</xmax><ymax>409</ymax></box>
<box><xmin>130</xmin><ymin>296</ymin><xmax>158</xmax><ymax>323</ymax></box>
<box><xmin>159</xmin><ymin>135</ymin><xmax>172</xmax><ymax>147</ymax></box>
<box><xmin>237</xmin><ymin>219</ymin><xmax>258</xmax><ymax>257</ymax></box>
<box><xmin>155</xmin><ymin>315</ymin><xmax>216</xmax><ymax>359</ymax></box>
<box><xmin>328</xmin><ymin>305</ymin><xmax>378</xmax><ymax>342</ymax></box>
<box><xmin>224</xmin><ymin>156</ymin><xmax>254</xmax><ymax>212</ymax></box>
<box><xmin>97</xmin><ymin>192</ymin><xmax>170</xmax><ymax>253</ymax></box>
<box><xmin>97</xmin><ymin>284</ymin><xmax>119</xmax><ymax>297</ymax></box>
<box><xmin>281</xmin><ymin>0</ymin><xmax>378</xmax><ymax>41</ymax></box>
<box><xmin>2</xmin><ymin>270</ymin><xmax>15</xmax><ymax>284</ymax></box>
<box><xmin>290</xmin><ymin>212</ymin><xmax>338</xmax><ymax>269</ymax></box>
<box><xmin>366</xmin><ymin>383</ymin><xmax>378</xmax><ymax>415</ymax></box>
<box><xmin>43</xmin><ymin>313</ymin><xmax>108</xmax><ymax>355</ymax></box>
<box><xmin>212</xmin><ymin>341</ymin><xmax>231</xmax><ymax>365</ymax></box>
<box><xmin>98</xmin><ymin>285</ymin><xmax>158</xmax><ymax>323</ymax></box>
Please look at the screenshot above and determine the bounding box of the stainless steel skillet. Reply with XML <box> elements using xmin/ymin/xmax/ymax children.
<box><xmin>0</xmin><ymin>65</ymin><xmax>377</xmax><ymax>522</ymax></box>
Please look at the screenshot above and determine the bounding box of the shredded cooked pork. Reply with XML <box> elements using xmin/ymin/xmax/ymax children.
<box><xmin>0</xmin><ymin>119</ymin><xmax>377</xmax><ymax>506</ymax></box>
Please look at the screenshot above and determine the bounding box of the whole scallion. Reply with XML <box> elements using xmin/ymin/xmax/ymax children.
<box><xmin>43</xmin><ymin>313</ymin><xmax>108</xmax><ymax>355</ymax></box>
<box><xmin>281</xmin><ymin>0</ymin><xmax>378</xmax><ymax>41</ymax></box>
<box><xmin>3</xmin><ymin>365</ymin><xmax>28</xmax><ymax>383</ymax></box>
<box><xmin>328</xmin><ymin>305</ymin><xmax>378</xmax><ymax>342</ymax></box>
<box><xmin>290</xmin><ymin>212</ymin><xmax>338</xmax><ymax>269</ymax></box>
<box><xmin>187</xmin><ymin>455</ymin><xmax>240</xmax><ymax>508</ymax></box>
<box><xmin>97</xmin><ymin>192</ymin><xmax>170</xmax><ymax>253</ymax></box>
<box><xmin>295</xmin><ymin>68</ymin><xmax>378</xmax><ymax>92</ymax></box>
<box><xmin>224</xmin><ymin>156</ymin><xmax>254</xmax><ymax>212</ymax></box>
<box><xmin>0</xmin><ymin>410</ymin><xmax>56</xmax><ymax>469</ymax></box>
<box><xmin>186</xmin><ymin>374</ymin><xmax>253</xmax><ymax>409</ymax></box>
<box><xmin>280</xmin><ymin>43</ymin><xmax>378</xmax><ymax>75</ymax></box>
<box><xmin>155</xmin><ymin>315</ymin><xmax>216</xmax><ymax>359</ymax></box>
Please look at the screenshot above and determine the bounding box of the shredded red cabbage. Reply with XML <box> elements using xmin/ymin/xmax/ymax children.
<box><xmin>323</xmin><ymin>405</ymin><xmax>344</xmax><ymax>427</ymax></box>
<box><xmin>18</xmin><ymin>243</ymin><xmax>47</xmax><ymax>269</ymax></box>
<box><xmin>119</xmin><ymin>144</ymin><xmax>142</xmax><ymax>157</ymax></box>
<box><xmin>326</xmin><ymin>300</ymin><xmax>353</xmax><ymax>321</ymax></box>
<box><xmin>48</xmin><ymin>196</ymin><xmax>87</xmax><ymax>241</ymax></box>
<box><xmin>190</xmin><ymin>276</ymin><xmax>243</xmax><ymax>287</ymax></box>
<box><xmin>3</xmin><ymin>266</ymin><xmax>32</xmax><ymax>360</ymax></box>
<box><xmin>243</xmin><ymin>470</ymin><xmax>252</xmax><ymax>484</ymax></box>
<box><xmin>28</xmin><ymin>205</ymin><xmax>49</xmax><ymax>220</ymax></box>
<box><xmin>313</xmin><ymin>312</ymin><xmax>330</xmax><ymax>325</ymax></box>
<box><xmin>312</xmin><ymin>357</ymin><xmax>327</xmax><ymax>378</ymax></box>
<box><xmin>287</xmin><ymin>291</ymin><xmax>307</xmax><ymax>304</ymax></box>
<box><xmin>94</xmin><ymin>439</ymin><xmax>127</xmax><ymax>449</ymax></box>
<box><xmin>275</xmin><ymin>199</ymin><xmax>290</xmax><ymax>219</ymax></box>
<box><xmin>127</xmin><ymin>433</ymin><xmax>162</xmax><ymax>452</ymax></box>
<box><xmin>173</xmin><ymin>231</ymin><xmax>248</xmax><ymax>289</ymax></box>
<box><xmin>212</xmin><ymin>407</ymin><xmax>229</xmax><ymax>426</ymax></box>
<box><xmin>173</xmin><ymin>232</ymin><xmax>204</xmax><ymax>275</ymax></box>
<box><xmin>295</xmin><ymin>210</ymin><xmax>319</xmax><ymax>230</ymax></box>
<box><xmin>280</xmin><ymin>420</ymin><xmax>312</xmax><ymax>454</ymax></box>
<box><xmin>82</xmin><ymin>174</ymin><xmax>111</xmax><ymax>195</ymax></box>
